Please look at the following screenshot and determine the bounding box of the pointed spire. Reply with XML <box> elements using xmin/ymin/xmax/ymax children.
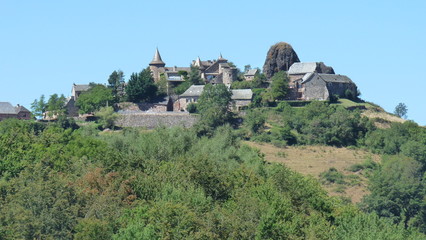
<box><xmin>218</xmin><ymin>53</ymin><xmax>226</xmax><ymax>61</ymax></box>
<box><xmin>194</xmin><ymin>56</ymin><xmax>202</xmax><ymax>67</ymax></box>
<box><xmin>149</xmin><ymin>48</ymin><xmax>165</xmax><ymax>66</ymax></box>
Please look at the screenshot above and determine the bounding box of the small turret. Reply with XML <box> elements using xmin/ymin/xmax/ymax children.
<box><xmin>149</xmin><ymin>48</ymin><xmax>166</xmax><ymax>82</ymax></box>
<box><xmin>149</xmin><ymin>48</ymin><xmax>166</xmax><ymax>66</ymax></box>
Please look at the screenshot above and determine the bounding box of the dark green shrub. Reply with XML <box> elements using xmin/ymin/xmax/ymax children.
<box><xmin>320</xmin><ymin>168</ymin><xmax>346</xmax><ymax>184</ymax></box>
<box><xmin>186</xmin><ymin>103</ymin><xmax>197</xmax><ymax>113</ymax></box>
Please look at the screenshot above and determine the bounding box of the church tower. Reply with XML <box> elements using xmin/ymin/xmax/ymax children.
<box><xmin>149</xmin><ymin>48</ymin><xmax>166</xmax><ymax>82</ymax></box>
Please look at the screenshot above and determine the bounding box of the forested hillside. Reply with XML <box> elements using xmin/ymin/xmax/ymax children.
<box><xmin>1</xmin><ymin>101</ymin><xmax>426</xmax><ymax>239</ymax></box>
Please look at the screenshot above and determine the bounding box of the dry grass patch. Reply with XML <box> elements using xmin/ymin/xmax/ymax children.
<box><xmin>244</xmin><ymin>141</ymin><xmax>380</xmax><ymax>203</ymax></box>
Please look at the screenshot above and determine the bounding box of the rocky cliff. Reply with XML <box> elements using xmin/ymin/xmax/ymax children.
<box><xmin>263</xmin><ymin>42</ymin><xmax>300</xmax><ymax>79</ymax></box>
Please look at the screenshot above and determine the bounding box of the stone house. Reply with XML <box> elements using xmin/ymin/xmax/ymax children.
<box><xmin>299</xmin><ymin>73</ymin><xmax>357</xmax><ymax>100</ymax></box>
<box><xmin>71</xmin><ymin>84</ymin><xmax>91</xmax><ymax>101</ymax></box>
<box><xmin>244</xmin><ymin>69</ymin><xmax>258</xmax><ymax>81</ymax></box>
<box><xmin>175</xmin><ymin>85</ymin><xmax>253</xmax><ymax>111</ymax></box>
<box><xmin>0</xmin><ymin>102</ymin><xmax>31</xmax><ymax>121</ymax></box>
<box><xmin>286</xmin><ymin>62</ymin><xmax>357</xmax><ymax>100</ymax></box>
<box><xmin>149</xmin><ymin>49</ymin><xmax>237</xmax><ymax>86</ymax></box>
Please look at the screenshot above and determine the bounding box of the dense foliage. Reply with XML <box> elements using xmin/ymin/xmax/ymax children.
<box><xmin>1</xmin><ymin>118</ymin><xmax>422</xmax><ymax>239</ymax></box>
<box><xmin>125</xmin><ymin>67</ymin><xmax>158</xmax><ymax>103</ymax></box>
<box><xmin>76</xmin><ymin>84</ymin><xmax>114</xmax><ymax>114</ymax></box>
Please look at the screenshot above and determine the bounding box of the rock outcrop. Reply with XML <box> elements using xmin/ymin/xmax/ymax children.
<box><xmin>316</xmin><ymin>62</ymin><xmax>335</xmax><ymax>74</ymax></box>
<box><xmin>263</xmin><ymin>42</ymin><xmax>300</xmax><ymax>79</ymax></box>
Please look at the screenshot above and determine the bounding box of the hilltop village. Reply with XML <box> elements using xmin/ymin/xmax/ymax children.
<box><xmin>0</xmin><ymin>42</ymin><xmax>359</xmax><ymax>126</ymax></box>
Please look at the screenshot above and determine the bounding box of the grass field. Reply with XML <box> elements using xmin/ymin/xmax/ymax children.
<box><xmin>244</xmin><ymin>141</ymin><xmax>381</xmax><ymax>203</ymax></box>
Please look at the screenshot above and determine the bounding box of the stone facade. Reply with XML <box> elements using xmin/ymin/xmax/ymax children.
<box><xmin>116</xmin><ymin>112</ymin><xmax>198</xmax><ymax>128</ymax></box>
<box><xmin>287</xmin><ymin>62</ymin><xmax>355</xmax><ymax>101</ymax></box>
<box><xmin>244</xmin><ymin>69</ymin><xmax>258</xmax><ymax>81</ymax></box>
<box><xmin>176</xmin><ymin>85</ymin><xmax>253</xmax><ymax>112</ymax></box>
<box><xmin>149</xmin><ymin>49</ymin><xmax>237</xmax><ymax>85</ymax></box>
<box><xmin>301</xmin><ymin>73</ymin><xmax>357</xmax><ymax>100</ymax></box>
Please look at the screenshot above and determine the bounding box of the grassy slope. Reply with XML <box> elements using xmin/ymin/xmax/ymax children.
<box><xmin>332</xmin><ymin>99</ymin><xmax>406</xmax><ymax>127</ymax></box>
<box><xmin>244</xmin><ymin>141</ymin><xmax>381</xmax><ymax>203</ymax></box>
<box><xmin>256</xmin><ymin>100</ymin><xmax>401</xmax><ymax>203</ymax></box>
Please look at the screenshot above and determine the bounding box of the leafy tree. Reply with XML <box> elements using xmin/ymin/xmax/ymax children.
<box><xmin>95</xmin><ymin>106</ymin><xmax>119</xmax><ymax>129</ymax></box>
<box><xmin>394</xmin><ymin>102</ymin><xmax>408</xmax><ymax>119</ymax></box>
<box><xmin>156</xmin><ymin>73</ymin><xmax>169</xmax><ymax>96</ymax></box>
<box><xmin>194</xmin><ymin>84</ymin><xmax>233</xmax><ymax>136</ymax></box>
<box><xmin>46</xmin><ymin>93</ymin><xmax>67</xmax><ymax>117</ymax></box>
<box><xmin>269</xmin><ymin>71</ymin><xmax>289</xmax><ymax>101</ymax></box>
<box><xmin>361</xmin><ymin>156</ymin><xmax>426</xmax><ymax>229</ymax></box>
<box><xmin>187</xmin><ymin>66</ymin><xmax>203</xmax><ymax>85</ymax></box>
<box><xmin>244</xmin><ymin>109</ymin><xmax>266</xmax><ymax>135</ymax></box>
<box><xmin>126</xmin><ymin>67</ymin><xmax>158</xmax><ymax>102</ymax></box>
<box><xmin>107</xmin><ymin>70</ymin><xmax>125</xmax><ymax>102</ymax></box>
<box><xmin>76</xmin><ymin>84</ymin><xmax>114</xmax><ymax>114</ymax></box>
<box><xmin>30</xmin><ymin>94</ymin><xmax>47</xmax><ymax>118</ymax></box>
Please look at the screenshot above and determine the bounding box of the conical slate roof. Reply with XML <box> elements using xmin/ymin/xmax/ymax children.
<box><xmin>149</xmin><ymin>48</ymin><xmax>165</xmax><ymax>65</ymax></box>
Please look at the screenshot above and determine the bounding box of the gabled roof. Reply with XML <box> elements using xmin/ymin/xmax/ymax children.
<box><xmin>180</xmin><ymin>85</ymin><xmax>205</xmax><ymax>97</ymax></box>
<box><xmin>244</xmin><ymin>69</ymin><xmax>258</xmax><ymax>76</ymax></box>
<box><xmin>0</xmin><ymin>102</ymin><xmax>17</xmax><ymax>114</ymax></box>
<box><xmin>302</xmin><ymin>73</ymin><xmax>353</xmax><ymax>84</ymax></box>
<box><xmin>15</xmin><ymin>105</ymin><xmax>30</xmax><ymax>113</ymax></box>
<box><xmin>149</xmin><ymin>48</ymin><xmax>165</xmax><ymax>65</ymax></box>
<box><xmin>231</xmin><ymin>89</ymin><xmax>253</xmax><ymax>100</ymax></box>
<box><xmin>288</xmin><ymin>62</ymin><xmax>318</xmax><ymax>75</ymax></box>
<box><xmin>164</xmin><ymin>67</ymin><xmax>191</xmax><ymax>73</ymax></box>
<box><xmin>319</xmin><ymin>74</ymin><xmax>353</xmax><ymax>83</ymax></box>
<box><xmin>73</xmin><ymin>84</ymin><xmax>91</xmax><ymax>92</ymax></box>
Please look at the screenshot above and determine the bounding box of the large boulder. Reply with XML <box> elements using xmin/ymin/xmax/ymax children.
<box><xmin>316</xmin><ymin>62</ymin><xmax>335</xmax><ymax>74</ymax></box>
<box><xmin>263</xmin><ymin>42</ymin><xmax>300</xmax><ymax>79</ymax></box>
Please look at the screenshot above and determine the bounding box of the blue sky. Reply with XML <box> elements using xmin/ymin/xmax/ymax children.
<box><xmin>1</xmin><ymin>1</ymin><xmax>425</xmax><ymax>124</ymax></box>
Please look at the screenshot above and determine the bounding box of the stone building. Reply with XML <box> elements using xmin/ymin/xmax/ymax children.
<box><xmin>299</xmin><ymin>73</ymin><xmax>357</xmax><ymax>101</ymax></box>
<box><xmin>149</xmin><ymin>49</ymin><xmax>237</xmax><ymax>85</ymax></box>
<box><xmin>149</xmin><ymin>49</ymin><xmax>191</xmax><ymax>84</ymax></box>
<box><xmin>0</xmin><ymin>102</ymin><xmax>31</xmax><ymax>121</ymax></box>
<box><xmin>285</xmin><ymin>62</ymin><xmax>357</xmax><ymax>101</ymax></box>
<box><xmin>192</xmin><ymin>54</ymin><xmax>237</xmax><ymax>85</ymax></box>
<box><xmin>244</xmin><ymin>69</ymin><xmax>258</xmax><ymax>81</ymax></box>
<box><xmin>175</xmin><ymin>85</ymin><xmax>253</xmax><ymax>111</ymax></box>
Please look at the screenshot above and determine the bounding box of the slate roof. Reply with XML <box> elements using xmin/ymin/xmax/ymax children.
<box><xmin>301</xmin><ymin>73</ymin><xmax>353</xmax><ymax>84</ymax></box>
<box><xmin>164</xmin><ymin>67</ymin><xmax>191</xmax><ymax>73</ymax></box>
<box><xmin>180</xmin><ymin>85</ymin><xmax>205</xmax><ymax>97</ymax></box>
<box><xmin>0</xmin><ymin>102</ymin><xmax>17</xmax><ymax>114</ymax></box>
<box><xmin>73</xmin><ymin>84</ymin><xmax>91</xmax><ymax>92</ymax></box>
<box><xmin>288</xmin><ymin>62</ymin><xmax>317</xmax><ymax>75</ymax></box>
<box><xmin>244</xmin><ymin>69</ymin><xmax>258</xmax><ymax>76</ymax></box>
<box><xmin>15</xmin><ymin>105</ymin><xmax>30</xmax><ymax>113</ymax></box>
<box><xmin>319</xmin><ymin>74</ymin><xmax>353</xmax><ymax>83</ymax></box>
<box><xmin>231</xmin><ymin>89</ymin><xmax>253</xmax><ymax>100</ymax></box>
<box><xmin>149</xmin><ymin>48</ymin><xmax>165</xmax><ymax>65</ymax></box>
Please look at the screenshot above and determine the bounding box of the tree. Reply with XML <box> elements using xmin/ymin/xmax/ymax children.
<box><xmin>107</xmin><ymin>70</ymin><xmax>125</xmax><ymax>102</ymax></box>
<box><xmin>394</xmin><ymin>103</ymin><xmax>408</xmax><ymax>119</ymax></box>
<box><xmin>30</xmin><ymin>94</ymin><xmax>46</xmax><ymax>118</ymax></box>
<box><xmin>76</xmin><ymin>84</ymin><xmax>114</xmax><ymax>114</ymax></box>
<box><xmin>269</xmin><ymin>71</ymin><xmax>289</xmax><ymax>101</ymax></box>
<box><xmin>361</xmin><ymin>156</ymin><xmax>426</xmax><ymax>229</ymax></box>
<box><xmin>195</xmin><ymin>84</ymin><xmax>233</xmax><ymax>135</ymax></box>
<box><xmin>126</xmin><ymin>67</ymin><xmax>158</xmax><ymax>102</ymax></box>
<box><xmin>187</xmin><ymin>66</ymin><xmax>203</xmax><ymax>85</ymax></box>
<box><xmin>95</xmin><ymin>106</ymin><xmax>119</xmax><ymax>129</ymax></box>
<box><xmin>46</xmin><ymin>93</ymin><xmax>67</xmax><ymax>117</ymax></box>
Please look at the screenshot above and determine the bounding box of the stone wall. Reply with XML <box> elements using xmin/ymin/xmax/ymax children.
<box><xmin>116</xmin><ymin>112</ymin><xmax>198</xmax><ymax>128</ymax></box>
<box><xmin>303</xmin><ymin>75</ymin><xmax>328</xmax><ymax>100</ymax></box>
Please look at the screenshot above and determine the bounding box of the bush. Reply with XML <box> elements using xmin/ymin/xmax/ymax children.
<box><xmin>186</xmin><ymin>103</ymin><xmax>197</xmax><ymax>113</ymax></box>
<box><xmin>320</xmin><ymin>168</ymin><xmax>346</xmax><ymax>184</ymax></box>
